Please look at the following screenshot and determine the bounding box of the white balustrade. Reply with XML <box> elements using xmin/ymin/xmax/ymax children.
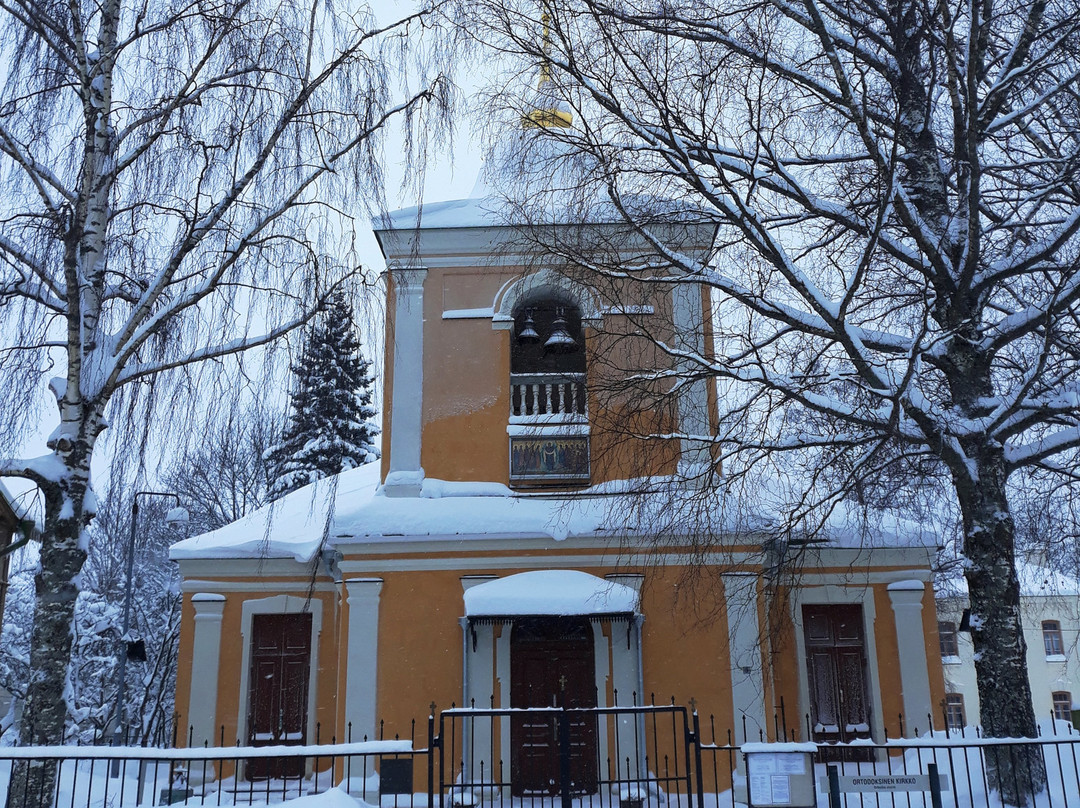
<box><xmin>510</xmin><ymin>374</ymin><xmax>587</xmax><ymax>420</ymax></box>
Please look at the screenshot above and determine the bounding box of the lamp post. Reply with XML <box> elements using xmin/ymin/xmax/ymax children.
<box><xmin>110</xmin><ymin>491</ymin><xmax>188</xmax><ymax>755</ymax></box>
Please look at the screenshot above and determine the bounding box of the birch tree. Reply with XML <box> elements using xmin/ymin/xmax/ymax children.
<box><xmin>468</xmin><ymin>0</ymin><xmax>1080</xmax><ymax>800</ymax></box>
<box><xmin>0</xmin><ymin>0</ymin><xmax>450</xmax><ymax>796</ymax></box>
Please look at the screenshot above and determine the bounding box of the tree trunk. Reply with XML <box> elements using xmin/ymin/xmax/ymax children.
<box><xmin>958</xmin><ymin>445</ymin><xmax>1046</xmax><ymax>805</ymax></box>
<box><xmin>7</xmin><ymin>456</ymin><xmax>90</xmax><ymax>808</ymax></box>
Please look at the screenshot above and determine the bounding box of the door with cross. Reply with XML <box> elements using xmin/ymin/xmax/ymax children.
<box><xmin>510</xmin><ymin>617</ymin><xmax>598</xmax><ymax>796</ymax></box>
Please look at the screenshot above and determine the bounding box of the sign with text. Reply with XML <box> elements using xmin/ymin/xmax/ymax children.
<box><xmin>746</xmin><ymin>751</ymin><xmax>815</xmax><ymax>808</ymax></box>
<box><xmin>822</xmin><ymin>773</ymin><xmax>951</xmax><ymax>793</ymax></box>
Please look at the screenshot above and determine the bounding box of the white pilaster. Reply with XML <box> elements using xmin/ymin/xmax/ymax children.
<box><xmin>723</xmin><ymin>574</ymin><xmax>767</xmax><ymax>745</ymax></box>
<box><xmin>345</xmin><ymin>578</ymin><xmax>384</xmax><ymax>741</ymax></box>
<box><xmin>888</xmin><ymin>581</ymin><xmax>933</xmax><ymax>730</ymax></box>
<box><xmin>591</xmin><ymin>619</ymin><xmax>611</xmax><ymax>773</ymax></box>
<box><xmin>188</xmin><ymin>594</ymin><xmax>226</xmax><ymax>747</ymax></box>
<box><xmin>671</xmin><ymin>282</ymin><xmax>712</xmax><ymax>479</ymax></box>
<box><xmin>385</xmin><ymin>267</ymin><xmax>427</xmax><ymax>497</ymax></box>
<box><xmin>463</xmin><ymin>619</ymin><xmax>495</xmax><ymax>789</ymax></box>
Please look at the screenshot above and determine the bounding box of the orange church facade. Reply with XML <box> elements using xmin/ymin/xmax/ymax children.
<box><xmin>170</xmin><ymin>194</ymin><xmax>946</xmax><ymax>792</ymax></box>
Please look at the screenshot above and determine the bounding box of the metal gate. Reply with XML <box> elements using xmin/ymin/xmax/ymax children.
<box><xmin>435</xmin><ymin>704</ymin><xmax>704</xmax><ymax>808</ymax></box>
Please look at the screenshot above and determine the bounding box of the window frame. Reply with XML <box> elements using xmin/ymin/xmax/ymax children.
<box><xmin>1043</xmin><ymin>620</ymin><xmax>1065</xmax><ymax>657</ymax></box>
<box><xmin>938</xmin><ymin>620</ymin><xmax>959</xmax><ymax>657</ymax></box>
<box><xmin>1052</xmin><ymin>691</ymin><xmax>1073</xmax><ymax>722</ymax></box>
<box><xmin>944</xmin><ymin>693</ymin><xmax>966</xmax><ymax>731</ymax></box>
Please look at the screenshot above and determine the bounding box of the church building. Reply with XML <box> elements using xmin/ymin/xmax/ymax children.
<box><xmin>170</xmin><ymin>109</ymin><xmax>947</xmax><ymax>795</ymax></box>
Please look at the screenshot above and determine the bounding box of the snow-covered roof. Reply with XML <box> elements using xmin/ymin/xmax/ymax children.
<box><xmin>376</xmin><ymin>128</ymin><xmax>715</xmax><ymax>237</ymax></box>
<box><xmin>170</xmin><ymin>463</ymin><xmax>630</xmax><ymax>563</ymax></box>
<box><xmin>463</xmin><ymin>570</ymin><xmax>639</xmax><ymax>617</ymax></box>
<box><xmin>0</xmin><ymin>478</ymin><xmax>42</xmax><ymax>532</ymax></box>
<box><xmin>936</xmin><ymin>560</ymin><xmax>1080</xmax><ymax>599</ymax></box>
<box><xmin>170</xmin><ymin>461</ymin><xmax>940</xmax><ymax>564</ymax></box>
<box><xmin>380</xmin><ymin>196</ymin><xmax>507</xmax><ymax>231</ymax></box>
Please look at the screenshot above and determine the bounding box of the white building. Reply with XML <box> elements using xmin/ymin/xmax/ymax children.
<box><xmin>936</xmin><ymin>562</ymin><xmax>1080</xmax><ymax>730</ymax></box>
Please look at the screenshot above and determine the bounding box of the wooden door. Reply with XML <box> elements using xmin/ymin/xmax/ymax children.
<box><xmin>802</xmin><ymin>605</ymin><xmax>872</xmax><ymax>755</ymax></box>
<box><xmin>247</xmin><ymin>613</ymin><xmax>312</xmax><ymax>780</ymax></box>
<box><xmin>510</xmin><ymin>618</ymin><xmax>598</xmax><ymax>796</ymax></box>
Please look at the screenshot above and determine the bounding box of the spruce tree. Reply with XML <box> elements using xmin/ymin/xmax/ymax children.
<box><xmin>266</xmin><ymin>292</ymin><xmax>379</xmax><ymax>499</ymax></box>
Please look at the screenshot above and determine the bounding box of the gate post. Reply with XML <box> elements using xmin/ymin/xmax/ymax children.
<box><xmin>690</xmin><ymin>707</ymin><xmax>705</xmax><ymax>808</ymax></box>
<box><xmin>827</xmin><ymin>765</ymin><xmax>841</xmax><ymax>808</ymax></box>
<box><xmin>928</xmin><ymin>763</ymin><xmax>943</xmax><ymax>808</ymax></box>
<box><xmin>427</xmin><ymin>707</ymin><xmax>437</xmax><ymax>808</ymax></box>
<box><xmin>558</xmin><ymin>711</ymin><xmax>572</xmax><ymax>808</ymax></box>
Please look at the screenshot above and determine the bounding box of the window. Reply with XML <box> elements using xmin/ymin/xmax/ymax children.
<box><xmin>1053</xmin><ymin>692</ymin><xmax>1073</xmax><ymax>723</ymax></box>
<box><xmin>944</xmin><ymin>693</ymin><xmax>966</xmax><ymax>731</ymax></box>
<box><xmin>938</xmin><ymin>621</ymin><xmax>959</xmax><ymax>657</ymax></box>
<box><xmin>508</xmin><ymin>296</ymin><xmax>590</xmax><ymax>486</ymax></box>
<box><xmin>1043</xmin><ymin>620</ymin><xmax>1065</xmax><ymax>657</ymax></box>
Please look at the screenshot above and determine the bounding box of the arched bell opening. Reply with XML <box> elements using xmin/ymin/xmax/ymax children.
<box><xmin>511</xmin><ymin>296</ymin><xmax>586</xmax><ymax>376</ymax></box>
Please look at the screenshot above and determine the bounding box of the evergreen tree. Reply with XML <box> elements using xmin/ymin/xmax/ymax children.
<box><xmin>266</xmin><ymin>293</ymin><xmax>380</xmax><ymax>499</ymax></box>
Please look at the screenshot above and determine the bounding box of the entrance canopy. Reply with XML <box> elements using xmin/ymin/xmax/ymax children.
<box><xmin>463</xmin><ymin>570</ymin><xmax>639</xmax><ymax>619</ymax></box>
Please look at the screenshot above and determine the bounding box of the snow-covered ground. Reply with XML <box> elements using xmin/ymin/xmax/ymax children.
<box><xmin>2</xmin><ymin>731</ymin><xmax>1079</xmax><ymax>808</ymax></box>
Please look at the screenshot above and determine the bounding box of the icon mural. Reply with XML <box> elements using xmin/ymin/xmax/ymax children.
<box><xmin>510</xmin><ymin>436</ymin><xmax>590</xmax><ymax>482</ymax></box>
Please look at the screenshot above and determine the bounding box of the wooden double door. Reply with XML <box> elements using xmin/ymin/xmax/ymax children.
<box><xmin>510</xmin><ymin>618</ymin><xmax>598</xmax><ymax>796</ymax></box>
<box><xmin>803</xmin><ymin>605</ymin><xmax>873</xmax><ymax>753</ymax></box>
<box><xmin>246</xmin><ymin>613</ymin><xmax>312</xmax><ymax>780</ymax></box>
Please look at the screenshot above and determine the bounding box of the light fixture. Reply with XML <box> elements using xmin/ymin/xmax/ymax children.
<box><xmin>544</xmin><ymin>307</ymin><xmax>578</xmax><ymax>353</ymax></box>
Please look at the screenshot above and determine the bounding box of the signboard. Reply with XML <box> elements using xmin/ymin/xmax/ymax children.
<box><xmin>746</xmin><ymin>751</ymin><xmax>815</xmax><ymax>808</ymax></box>
<box><xmin>821</xmin><ymin>773</ymin><xmax>950</xmax><ymax>793</ymax></box>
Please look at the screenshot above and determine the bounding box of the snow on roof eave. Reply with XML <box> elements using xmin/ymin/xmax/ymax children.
<box><xmin>463</xmin><ymin>570</ymin><xmax>640</xmax><ymax>617</ymax></box>
<box><xmin>935</xmin><ymin>561</ymin><xmax>1080</xmax><ymax>599</ymax></box>
<box><xmin>334</xmin><ymin>526</ymin><xmax>622</xmax><ymax>543</ymax></box>
<box><xmin>467</xmin><ymin>611</ymin><xmax>637</xmax><ymax>623</ymax></box>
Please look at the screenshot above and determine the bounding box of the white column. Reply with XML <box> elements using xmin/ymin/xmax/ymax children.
<box><xmin>671</xmin><ymin>283</ymin><xmax>712</xmax><ymax>480</ymax></box>
<box><xmin>591</xmin><ymin>619</ymin><xmax>611</xmax><ymax>775</ymax></box>
<box><xmin>888</xmin><ymin>581</ymin><xmax>934</xmax><ymax>730</ymax></box>
<box><xmin>385</xmin><ymin>267</ymin><xmax>427</xmax><ymax>497</ymax></box>
<box><xmin>463</xmin><ymin>619</ymin><xmax>495</xmax><ymax>790</ymax></box>
<box><xmin>600</xmin><ymin>576</ymin><xmax>645</xmax><ymax>783</ymax></box>
<box><xmin>723</xmin><ymin>573</ymin><xmax>768</xmax><ymax>745</ymax></box>
<box><xmin>345</xmin><ymin>578</ymin><xmax>383</xmax><ymax>741</ymax></box>
<box><xmin>188</xmin><ymin>594</ymin><xmax>226</xmax><ymax>747</ymax></box>
<box><xmin>496</xmin><ymin>624</ymin><xmax>512</xmax><ymax>789</ymax></box>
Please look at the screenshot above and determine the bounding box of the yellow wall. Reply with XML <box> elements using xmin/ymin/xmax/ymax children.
<box><xmin>378</xmin><ymin>264</ymin><xmax>706</xmax><ymax>488</ymax></box>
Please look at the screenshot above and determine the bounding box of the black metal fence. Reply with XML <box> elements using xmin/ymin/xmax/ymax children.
<box><xmin>2</xmin><ymin>706</ymin><xmax>1080</xmax><ymax>808</ymax></box>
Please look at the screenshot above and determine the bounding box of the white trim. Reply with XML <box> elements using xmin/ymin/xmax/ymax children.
<box><xmin>610</xmin><ymin>614</ymin><xmax>644</xmax><ymax>778</ymax></box>
<box><xmin>181</xmin><ymin>579</ymin><xmax>337</xmax><ymax>594</ymax></box>
<box><xmin>723</xmin><ymin>574</ymin><xmax>767</xmax><ymax>746</ymax></box>
<box><xmin>177</xmin><ymin>545</ymin><xmax>934</xmax><ymax>577</ymax></box>
<box><xmin>345</xmin><ymin>578</ymin><xmax>384</xmax><ymax>742</ymax></box>
<box><xmin>491</xmin><ymin>268</ymin><xmax>604</xmax><ymax>326</ymax></box>
<box><xmin>236</xmin><ymin>595</ymin><xmax>323</xmax><ymax>756</ymax></box>
<box><xmin>496</xmin><ymin>624</ymin><xmax>511</xmax><ymax>780</ymax></box>
<box><xmin>385</xmin><ymin>267</ymin><xmax>427</xmax><ymax>497</ymax></box>
<box><xmin>188</xmin><ymin>595</ymin><xmax>226</xmax><ymax>747</ymax></box>
<box><xmin>591</xmin><ymin>618</ymin><xmax>611</xmax><ymax>771</ymax></box>
<box><xmin>443</xmin><ymin>307</ymin><xmax>495</xmax><ymax>320</ymax></box>
<box><xmin>791</xmin><ymin>586</ymin><xmax>885</xmax><ymax>746</ymax></box>
<box><xmin>888</xmin><ymin>586</ymin><xmax>934</xmax><ymax>724</ymax></box>
<box><xmin>671</xmin><ymin>283</ymin><xmax>713</xmax><ymax>476</ymax></box>
<box><xmin>335</xmin><ymin>552</ymin><xmax>933</xmax><ymax>575</ymax></box>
